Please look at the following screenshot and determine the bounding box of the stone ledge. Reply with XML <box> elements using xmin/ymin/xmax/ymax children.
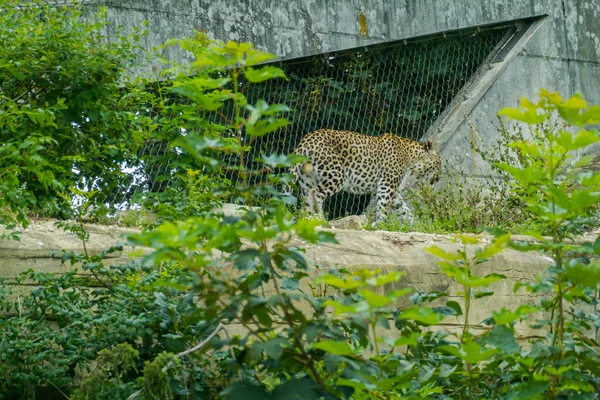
<box><xmin>0</xmin><ymin>219</ymin><xmax>574</xmax><ymax>339</ymax></box>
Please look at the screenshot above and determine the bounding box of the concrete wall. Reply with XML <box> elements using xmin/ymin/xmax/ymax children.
<box><xmin>75</xmin><ymin>0</ymin><xmax>600</xmax><ymax>174</ymax></box>
<box><xmin>7</xmin><ymin>219</ymin><xmax>600</xmax><ymax>341</ymax></box>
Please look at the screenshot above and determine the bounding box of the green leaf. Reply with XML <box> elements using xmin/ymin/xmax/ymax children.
<box><xmin>323</xmin><ymin>354</ymin><xmax>343</xmax><ymax>373</ymax></box>
<box><xmin>246</xmin><ymin>100</ymin><xmax>289</xmax><ymax>124</ymax></box>
<box><xmin>455</xmin><ymin>234</ymin><xmax>481</xmax><ymax>245</ymax></box>
<box><xmin>281</xmin><ymin>277</ymin><xmax>299</xmax><ymax>290</ymax></box>
<box><xmin>558</xmin><ymin>380</ymin><xmax>595</xmax><ymax>393</ymax></box>
<box><xmin>433</xmin><ymin>305</ymin><xmax>460</xmax><ymax>317</ymax></box>
<box><xmin>317</xmin><ymin>274</ymin><xmax>361</xmax><ymax>290</ymax></box>
<box><xmin>569</xmin><ymin>189</ymin><xmax>600</xmax><ymax>212</ymax></box>
<box><xmin>463</xmin><ymin>341</ymin><xmax>498</xmax><ymax>363</ymax></box>
<box><xmin>512</xmin><ymin>379</ymin><xmax>550</xmax><ymax>400</ymax></box>
<box><xmin>244</xmin><ymin>48</ymin><xmax>277</xmax><ymax>66</ymax></box>
<box><xmin>565</xmin><ymin>261</ymin><xmax>600</xmax><ymax>288</ymax></box>
<box><xmin>271</xmin><ymin>378</ymin><xmax>320</xmax><ymax>400</ymax></box>
<box><xmin>594</xmin><ymin>235</ymin><xmax>600</xmax><ymax>254</ymax></box>
<box><xmin>493</xmin><ymin>305</ymin><xmax>537</xmax><ymax>325</ymax></box>
<box><xmin>190</xmin><ymin>52</ymin><xmax>229</xmax><ymax>68</ymax></box>
<box><xmin>262</xmin><ymin>153</ymin><xmax>305</xmax><ymax>168</ymax></box>
<box><xmin>473</xmin><ymin>289</ymin><xmax>494</xmax><ymax>299</ymax></box>
<box><xmin>365</xmin><ymin>271</ymin><xmax>404</xmax><ymax>286</ymax></box>
<box><xmin>557</xmin><ymin>93</ymin><xmax>589</xmax><ymax>126</ymax></box>
<box><xmin>487</xmin><ymin>325</ymin><xmax>520</xmax><ymax>353</ymax></box>
<box><xmin>439</xmin><ymin>363</ymin><xmax>458</xmax><ymax>378</ymax></box>
<box><xmin>233</xmin><ymin>249</ymin><xmax>260</xmax><ymax>270</ymax></box>
<box><xmin>312</xmin><ymin>340</ymin><xmax>354</xmax><ymax>356</ymax></box>
<box><xmin>469</xmin><ymin>272</ymin><xmax>506</xmax><ymax>288</ymax></box>
<box><xmin>187</xmin><ymin>77</ymin><xmax>229</xmax><ymax>89</ymax></box>
<box><xmin>475</xmin><ymin>234</ymin><xmax>510</xmax><ymax>259</ymax></box>
<box><xmin>426</xmin><ymin>246</ymin><xmax>460</xmax><ymax>261</ymax></box>
<box><xmin>393</xmin><ymin>332</ymin><xmax>419</xmax><ymax>347</ymax></box>
<box><xmin>579</xmin><ymin>105</ymin><xmax>600</xmax><ymax>125</ymax></box>
<box><xmin>438</xmin><ymin>345</ymin><xmax>463</xmax><ymax>359</ymax></box>
<box><xmin>245</xmin><ymin>118</ymin><xmax>288</xmax><ymax>137</ymax></box>
<box><xmin>336</xmin><ymin>378</ymin><xmax>368</xmax><ymax>391</ymax></box>
<box><xmin>171</xmin><ymin>86</ymin><xmax>227</xmax><ymax>110</ymax></box>
<box><xmin>498</xmin><ymin>163</ymin><xmax>545</xmax><ymax>185</ymax></box>
<box><xmin>498</xmin><ymin>98</ymin><xmax>547</xmax><ymax>124</ymax></box>
<box><xmin>440</xmin><ymin>342</ymin><xmax>498</xmax><ymax>364</ymax></box>
<box><xmin>544</xmin><ymin>366</ymin><xmax>573</xmax><ymax>375</ymax></box>
<box><xmin>399</xmin><ymin>306</ymin><xmax>441</xmax><ymax>325</ymax></box>
<box><xmin>173</xmin><ymin>134</ymin><xmax>226</xmax><ymax>154</ymax></box>
<box><xmin>376</xmin><ymin>315</ymin><xmax>390</xmax><ymax>329</ymax></box>
<box><xmin>245</xmin><ymin>66</ymin><xmax>287</xmax><ymax>83</ymax></box>
<box><xmin>445</xmin><ymin>300</ymin><xmax>463</xmax><ymax>316</ymax></box>
<box><xmin>317</xmin><ymin>231</ymin><xmax>338</xmax><ymax>244</ymax></box>
<box><xmin>539</xmin><ymin>89</ymin><xmax>563</xmax><ymax>105</ymax></box>
<box><xmin>570</xmin><ymin>129</ymin><xmax>600</xmax><ymax>150</ymax></box>
<box><xmin>388</xmin><ymin>288</ymin><xmax>412</xmax><ymax>300</ymax></box>
<box><xmin>441</xmin><ymin>264</ymin><xmax>505</xmax><ymax>288</ymax></box>
<box><xmin>418</xmin><ymin>365</ymin><xmax>435</xmax><ymax>383</ymax></box>
<box><xmin>221</xmin><ymin>381</ymin><xmax>270</xmax><ymax>400</ymax></box>
<box><xmin>294</xmin><ymin>219</ymin><xmax>326</xmax><ymax>243</ymax></box>
<box><xmin>250</xmin><ymin>337</ymin><xmax>288</xmax><ymax>361</ymax></box>
<box><xmin>579</xmin><ymin>170</ymin><xmax>600</xmax><ymax>188</ymax></box>
<box><xmin>359</xmin><ymin>289</ymin><xmax>392</xmax><ymax>307</ymax></box>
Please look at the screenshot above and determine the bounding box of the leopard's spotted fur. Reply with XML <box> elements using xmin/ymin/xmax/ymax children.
<box><xmin>292</xmin><ymin>129</ymin><xmax>441</xmax><ymax>225</ymax></box>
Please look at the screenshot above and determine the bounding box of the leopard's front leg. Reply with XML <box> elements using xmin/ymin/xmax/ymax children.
<box><xmin>372</xmin><ymin>183</ymin><xmax>395</xmax><ymax>227</ymax></box>
<box><xmin>392</xmin><ymin>190</ymin><xmax>414</xmax><ymax>226</ymax></box>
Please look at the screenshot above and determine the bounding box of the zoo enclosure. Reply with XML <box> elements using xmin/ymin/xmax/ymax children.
<box><xmin>112</xmin><ymin>19</ymin><xmax>526</xmax><ymax>219</ymax></box>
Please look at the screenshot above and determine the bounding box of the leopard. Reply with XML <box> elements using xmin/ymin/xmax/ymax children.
<box><xmin>291</xmin><ymin>129</ymin><xmax>441</xmax><ymax>226</ymax></box>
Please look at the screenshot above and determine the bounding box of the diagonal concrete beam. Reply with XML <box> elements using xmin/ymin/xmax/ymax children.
<box><xmin>423</xmin><ymin>15</ymin><xmax>548</xmax><ymax>148</ymax></box>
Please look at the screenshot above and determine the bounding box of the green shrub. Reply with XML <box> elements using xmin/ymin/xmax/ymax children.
<box><xmin>120</xmin><ymin>90</ymin><xmax>600</xmax><ymax>399</ymax></box>
<box><xmin>399</xmin><ymin>166</ymin><xmax>547</xmax><ymax>234</ymax></box>
<box><xmin>376</xmin><ymin>117</ymin><xmax>575</xmax><ymax>235</ymax></box>
<box><xmin>2</xmin><ymin>1</ymin><xmax>600</xmax><ymax>397</ymax></box>
<box><xmin>0</xmin><ymin>0</ymin><xmax>153</xmax><ymax>223</ymax></box>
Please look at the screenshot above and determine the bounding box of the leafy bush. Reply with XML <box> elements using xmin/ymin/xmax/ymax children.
<box><xmin>0</xmin><ymin>1</ymin><xmax>229</xmax><ymax>229</ymax></box>
<box><xmin>376</xmin><ymin>117</ymin><xmax>577</xmax><ymax>235</ymax></box>
<box><xmin>121</xmin><ymin>90</ymin><xmax>600</xmax><ymax>399</ymax></box>
<box><xmin>2</xmin><ymin>2</ymin><xmax>600</xmax><ymax>398</ymax></box>
<box><xmin>0</xmin><ymin>0</ymin><xmax>154</xmax><ymax>223</ymax></box>
<box><xmin>390</xmin><ymin>165</ymin><xmax>547</xmax><ymax>234</ymax></box>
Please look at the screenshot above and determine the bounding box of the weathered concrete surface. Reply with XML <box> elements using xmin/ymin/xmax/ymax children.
<box><xmin>0</xmin><ymin>221</ymin><xmax>138</xmax><ymax>283</ymax></box>
<box><xmin>72</xmin><ymin>0</ymin><xmax>597</xmax><ymax>64</ymax></box>
<box><xmin>306</xmin><ymin>228</ymin><xmax>552</xmax><ymax>333</ymax></box>
<box><xmin>0</xmin><ymin>220</ymin><xmax>559</xmax><ymax>338</ymax></box>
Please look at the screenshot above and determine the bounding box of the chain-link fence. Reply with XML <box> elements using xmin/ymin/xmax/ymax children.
<box><xmin>115</xmin><ymin>21</ymin><xmax>517</xmax><ymax>219</ymax></box>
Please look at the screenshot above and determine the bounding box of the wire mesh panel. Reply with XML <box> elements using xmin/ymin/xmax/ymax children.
<box><xmin>240</xmin><ymin>24</ymin><xmax>513</xmax><ymax>219</ymax></box>
<box><xmin>109</xmin><ymin>22</ymin><xmax>515</xmax><ymax>219</ymax></box>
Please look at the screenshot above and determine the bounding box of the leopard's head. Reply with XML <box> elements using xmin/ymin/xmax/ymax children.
<box><xmin>410</xmin><ymin>140</ymin><xmax>441</xmax><ymax>186</ymax></box>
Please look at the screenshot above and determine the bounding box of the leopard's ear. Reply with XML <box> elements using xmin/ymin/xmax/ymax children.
<box><xmin>422</xmin><ymin>140</ymin><xmax>435</xmax><ymax>152</ymax></box>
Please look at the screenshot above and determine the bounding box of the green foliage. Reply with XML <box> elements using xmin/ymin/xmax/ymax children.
<box><xmin>373</xmin><ymin>165</ymin><xmax>547</xmax><ymax>234</ymax></box>
<box><xmin>2</xmin><ymin>1</ymin><xmax>600</xmax><ymax>397</ymax></box>
<box><xmin>0</xmin><ymin>0</ymin><xmax>155</xmax><ymax>224</ymax></box>
<box><xmin>375</xmin><ymin>124</ymin><xmax>556</xmax><ymax>235</ymax></box>
<box><xmin>138</xmin><ymin>352</ymin><xmax>182</xmax><ymax>400</ymax></box>
<box><xmin>417</xmin><ymin>90</ymin><xmax>600</xmax><ymax>399</ymax></box>
<box><xmin>74</xmin><ymin>343</ymin><xmax>140</xmax><ymax>400</ymax></box>
<box><xmin>372</xmin><ymin>93</ymin><xmax>600</xmax><ymax>236</ymax></box>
